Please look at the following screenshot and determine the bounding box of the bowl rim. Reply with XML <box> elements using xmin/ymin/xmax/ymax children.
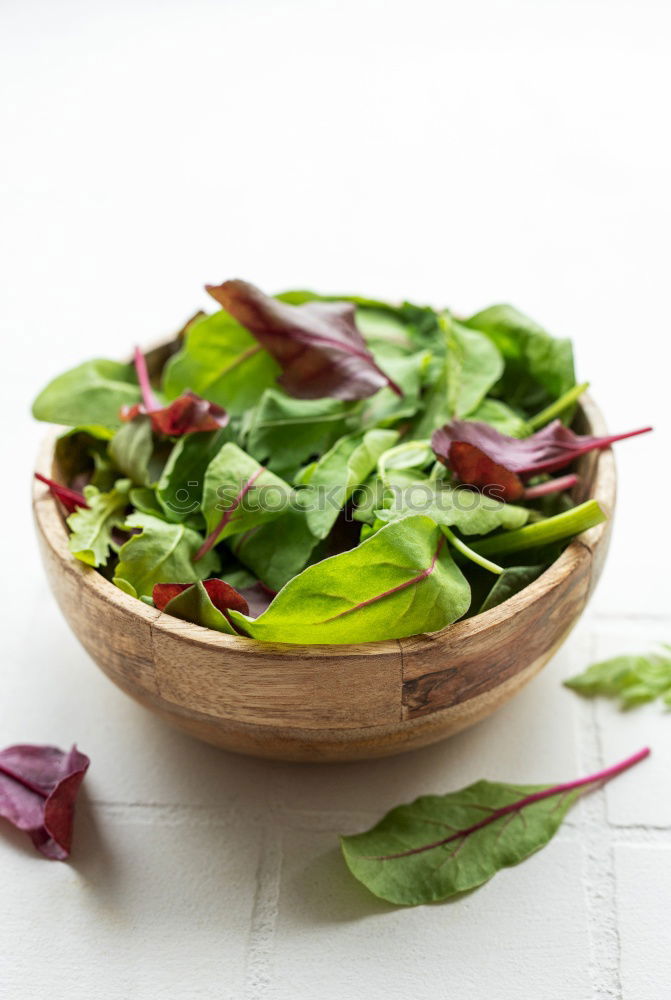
<box><xmin>33</xmin><ymin>393</ymin><xmax>615</xmax><ymax>658</ymax></box>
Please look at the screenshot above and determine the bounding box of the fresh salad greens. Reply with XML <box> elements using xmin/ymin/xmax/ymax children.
<box><xmin>32</xmin><ymin>279</ymin><xmax>651</xmax><ymax>644</ymax></box>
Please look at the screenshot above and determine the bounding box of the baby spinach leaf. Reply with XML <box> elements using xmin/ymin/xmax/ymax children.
<box><xmin>162</xmin><ymin>310</ymin><xmax>280</xmax><ymax>414</ymax></box>
<box><xmin>445</xmin><ymin>317</ymin><xmax>504</xmax><ymax>418</ymax></box>
<box><xmin>245</xmin><ymin>390</ymin><xmax>350</xmax><ymax>472</ymax></box>
<box><xmin>231</xmin><ymin>506</ymin><xmax>320</xmax><ymax>591</ymax></box>
<box><xmin>299</xmin><ymin>429</ymin><xmax>398</xmax><ymax>540</ymax></box>
<box><xmin>478</xmin><ymin>564</ymin><xmax>546</xmax><ymax>613</ymax></box>
<box><xmin>67</xmin><ymin>479</ymin><xmax>131</xmax><ymax>567</ymax></box>
<box><xmin>156</xmin><ymin>428</ymin><xmax>231</xmax><ymax>523</ymax></box>
<box><xmin>108</xmin><ymin>416</ymin><xmax>156</xmax><ymax>486</ymax></box>
<box><xmin>464</xmin><ymin>304</ymin><xmax>575</xmax><ymax>410</ymax></box>
<box><xmin>359</xmin><ymin>351</ymin><xmax>431</xmax><ymax>429</ymax></box>
<box><xmin>565</xmin><ymin>646</ymin><xmax>671</xmax><ymax>708</ymax></box>
<box><xmin>466</xmin><ymin>398</ymin><xmax>529</xmax><ymax>437</ymax></box>
<box><xmin>198</xmin><ymin>443</ymin><xmax>292</xmax><ymax>554</ymax></box>
<box><xmin>340</xmin><ymin>748</ymin><xmax>650</xmax><ymax>905</ymax></box>
<box><xmin>206</xmin><ymin>280</ymin><xmax>402</xmax><ymax>400</ymax></box>
<box><xmin>375</xmin><ymin>484</ymin><xmax>530</xmax><ymax>536</ymax></box>
<box><xmin>32</xmin><ymin>359</ymin><xmax>141</xmax><ymax>429</ymax></box>
<box><xmin>229</xmin><ymin>515</ymin><xmax>471</xmax><ymax>644</ymax></box>
<box><xmin>113</xmin><ymin>511</ymin><xmax>219</xmax><ymax>598</ymax></box>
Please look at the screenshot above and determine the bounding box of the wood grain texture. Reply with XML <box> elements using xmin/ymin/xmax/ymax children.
<box><xmin>32</xmin><ymin>392</ymin><xmax>615</xmax><ymax>762</ymax></box>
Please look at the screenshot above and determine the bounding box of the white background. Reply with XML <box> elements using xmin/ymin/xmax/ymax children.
<box><xmin>1</xmin><ymin>1</ymin><xmax>670</xmax><ymax>997</ymax></box>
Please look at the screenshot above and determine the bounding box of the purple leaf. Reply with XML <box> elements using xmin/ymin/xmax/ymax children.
<box><xmin>153</xmin><ymin>578</ymin><xmax>250</xmax><ymax>617</ymax></box>
<box><xmin>432</xmin><ymin>419</ymin><xmax>652</xmax><ymax>501</ymax></box>
<box><xmin>120</xmin><ymin>347</ymin><xmax>229</xmax><ymax>435</ymax></box>
<box><xmin>205</xmin><ymin>279</ymin><xmax>402</xmax><ymax>401</ymax></box>
<box><xmin>0</xmin><ymin>744</ymin><xmax>90</xmax><ymax>860</ymax></box>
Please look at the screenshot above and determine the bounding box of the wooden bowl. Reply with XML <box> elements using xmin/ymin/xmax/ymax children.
<box><xmin>33</xmin><ymin>389</ymin><xmax>615</xmax><ymax>763</ymax></box>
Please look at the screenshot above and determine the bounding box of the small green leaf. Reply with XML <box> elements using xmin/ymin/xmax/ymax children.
<box><xmin>375</xmin><ymin>484</ymin><xmax>530</xmax><ymax>536</ymax></box>
<box><xmin>32</xmin><ymin>360</ymin><xmax>141</xmax><ymax>429</ymax></box>
<box><xmin>67</xmin><ymin>479</ymin><xmax>131</xmax><ymax>567</ymax></box>
<box><xmin>245</xmin><ymin>390</ymin><xmax>349</xmax><ymax>472</ymax></box>
<box><xmin>113</xmin><ymin>511</ymin><xmax>219</xmax><ymax>598</ymax></box>
<box><xmin>464</xmin><ymin>304</ymin><xmax>575</xmax><ymax>411</ymax></box>
<box><xmin>229</xmin><ymin>515</ymin><xmax>470</xmax><ymax>644</ymax></box>
<box><xmin>231</xmin><ymin>505</ymin><xmax>320</xmax><ymax>592</ymax></box>
<box><xmin>478</xmin><ymin>564</ymin><xmax>546</xmax><ymax>613</ymax></box>
<box><xmin>162</xmin><ymin>310</ymin><xmax>280</xmax><ymax>414</ymax></box>
<box><xmin>445</xmin><ymin>316</ymin><xmax>504</xmax><ymax>418</ymax></box>
<box><xmin>565</xmin><ymin>647</ymin><xmax>671</xmax><ymax>709</ymax></box>
<box><xmin>298</xmin><ymin>429</ymin><xmax>398</xmax><ymax>540</ymax></box>
<box><xmin>466</xmin><ymin>398</ymin><xmax>529</xmax><ymax>437</ymax></box>
<box><xmin>156</xmin><ymin>428</ymin><xmax>231</xmax><ymax>523</ymax></box>
<box><xmin>108</xmin><ymin>417</ymin><xmax>156</xmax><ymax>486</ymax></box>
<box><xmin>200</xmin><ymin>443</ymin><xmax>292</xmax><ymax>545</ymax></box>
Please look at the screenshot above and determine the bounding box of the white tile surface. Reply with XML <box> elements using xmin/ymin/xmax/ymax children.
<box><xmin>1</xmin><ymin>0</ymin><xmax>670</xmax><ymax>996</ymax></box>
<box><xmin>272</xmin><ymin>830</ymin><xmax>592</xmax><ymax>1000</ymax></box>
<box><xmin>0</xmin><ymin>806</ymin><xmax>261</xmax><ymax>1000</ymax></box>
<box><xmin>615</xmin><ymin>846</ymin><xmax>671</xmax><ymax>1000</ymax></box>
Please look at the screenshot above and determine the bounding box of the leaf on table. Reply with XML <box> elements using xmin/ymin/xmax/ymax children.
<box><xmin>565</xmin><ymin>646</ymin><xmax>671</xmax><ymax>708</ymax></box>
<box><xmin>229</xmin><ymin>515</ymin><xmax>471</xmax><ymax>644</ymax></box>
<box><xmin>67</xmin><ymin>479</ymin><xmax>131</xmax><ymax>567</ymax></box>
<box><xmin>113</xmin><ymin>511</ymin><xmax>219</xmax><ymax>598</ymax></box>
<box><xmin>432</xmin><ymin>418</ymin><xmax>652</xmax><ymax>501</ymax></box>
<box><xmin>463</xmin><ymin>304</ymin><xmax>576</xmax><ymax>411</ymax></box>
<box><xmin>298</xmin><ymin>429</ymin><xmax>399</xmax><ymax>540</ymax></box>
<box><xmin>197</xmin><ymin>443</ymin><xmax>292</xmax><ymax>557</ymax></box>
<box><xmin>32</xmin><ymin>359</ymin><xmax>141</xmax><ymax>429</ymax></box>
<box><xmin>206</xmin><ymin>279</ymin><xmax>402</xmax><ymax>401</ymax></box>
<box><xmin>0</xmin><ymin>744</ymin><xmax>90</xmax><ymax>860</ymax></box>
<box><xmin>340</xmin><ymin>748</ymin><xmax>650</xmax><ymax>905</ymax></box>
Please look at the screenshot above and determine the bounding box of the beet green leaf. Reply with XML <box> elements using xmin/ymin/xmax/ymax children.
<box><xmin>341</xmin><ymin>749</ymin><xmax>650</xmax><ymax>905</ymax></box>
<box><xmin>160</xmin><ymin>581</ymin><xmax>238</xmax><ymax>635</ymax></box>
<box><xmin>229</xmin><ymin>515</ymin><xmax>470</xmax><ymax>643</ymax></box>
<box><xmin>230</xmin><ymin>505</ymin><xmax>320</xmax><ymax>592</ymax></box>
<box><xmin>156</xmin><ymin>427</ymin><xmax>231</xmax><ymax>523</ymax></box>
<box><xmin>199</xmin><ymin>443</ymin><xmax>292</xmax><ymax>552</ymax></box>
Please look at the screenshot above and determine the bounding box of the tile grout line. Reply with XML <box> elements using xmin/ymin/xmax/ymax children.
<box><xmin>243</xmin><ymin>820</ymin><xmax>283</xmax><ymax>1000</ymax></box>
<box><xmin>577</xmin><ymin>628</ymin><xmax>623</xmax><ymax>1000</ymax></box>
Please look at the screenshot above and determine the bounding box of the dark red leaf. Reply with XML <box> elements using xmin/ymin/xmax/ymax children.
<box><xmin>153</xmin><ymin>579</ymin><xmax>250</xmax><ymax>617</ymax></box>
<box><xmin>34</xmin><ymin>473</ymin><xmax>88</xmax><ymax>514</ymax></box>
<box><xmin>120</xmin><ymin>347</ymin><xmax>229</xmax><ymax>435</ymax></box>
<box><xmin>205</xmin><ymin>279</ymin><xmax>402</xmax><ymax>401</ymax></box>
<box><xmin>0</xmin><ymin>744</ymin><xmax>90</xmax><ymax>860</ymax></box>
<box><xmin>432</xmin><ymin>419</ymin><xmax>652</xmax><ymax>502</ymax></box>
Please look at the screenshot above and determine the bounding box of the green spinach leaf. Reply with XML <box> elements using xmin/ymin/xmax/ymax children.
<box><xmin>32</xmin><ymin>360</ymin><xmax>141</xmax><ymax>429</ymax></box>
<box><xmin>229</xmin><ymin>515</ymin><xmax>470</xmax><ymax>643</ymax></box>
